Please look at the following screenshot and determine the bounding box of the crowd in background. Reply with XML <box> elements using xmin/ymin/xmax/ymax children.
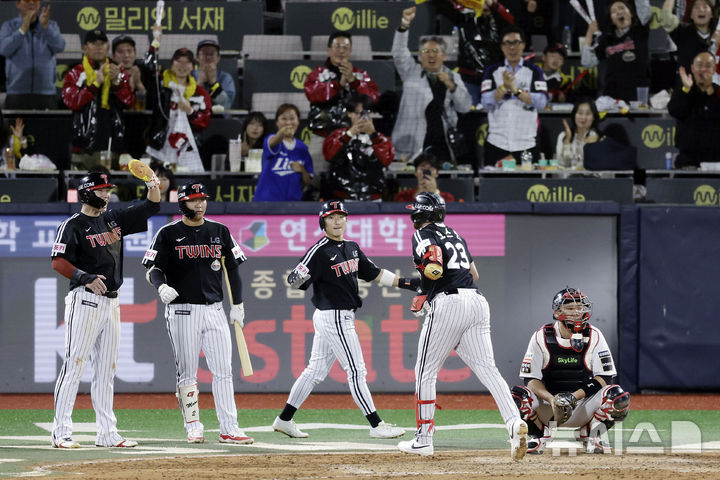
<box><xmin>1</xmin><ymin>0</ymin><xmax>720</xmax><ymax>202</ymax></box>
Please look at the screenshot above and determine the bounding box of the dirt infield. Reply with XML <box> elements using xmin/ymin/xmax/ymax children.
<box><xmin>3</xmin><ymin>392</ymin><xmax>720</xmax><ymax>410</ymax></box>
<box><xmin>36</xmin><ymin>450</ymin><xmax>720</xmax><ymax>479</ymax></box>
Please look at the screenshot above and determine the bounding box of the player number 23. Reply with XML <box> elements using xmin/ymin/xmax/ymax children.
<box><xmin>444</xmin><ymin>241</ymin><xmax>470</xmax><ymax>270</ymax></box>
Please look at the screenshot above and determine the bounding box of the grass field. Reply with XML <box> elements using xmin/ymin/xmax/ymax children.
<box><xmin>1</xmin><ymin>408</ymin><xmax>719</xmax><ymax>478</ymax></box>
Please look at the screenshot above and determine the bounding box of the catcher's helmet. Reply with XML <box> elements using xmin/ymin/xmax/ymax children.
<box><xmin>177</xmin><ymin>181</ymin><xmax>209</xmax><ymax>218</ymax></box>
<box><xmin>406</xmin><ymin>191</ymin><xmax>446</xmax><ymax>229</ymax></box>
<box><xmin>552</xmin><ymin>287</ymin><xmax>592</xmax><ymax>351</ymax></box>
<box><xmin>318</xmin><ymin>200</ymin><xmax>348</xmax><ymax>230</ymax></box>
<box><xmin>77</xmin><ymin>172</ymin><xmax>115</xmax><ymax>209</ymax></box>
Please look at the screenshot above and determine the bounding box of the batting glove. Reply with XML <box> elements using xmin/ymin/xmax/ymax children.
<box><xmin>158</xmin><ymin>284</ymin><xmax>179</xmax><ymax>304</ymax></box>
<box><xmin>230</xmin><ymin>303</ymin><xmax>245</xmax><ymax>328</ymax></box>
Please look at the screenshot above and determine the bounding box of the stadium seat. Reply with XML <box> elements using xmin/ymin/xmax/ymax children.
<box><xmin>242</xmin><ymin>35</ymin><xmax>304</xmax><ymax>60</ymax></box>
<box><xmin>309</xmin><ymin>35</ymin><xmax>373</xmax><ymax>61</ymax></box>
<box><xmin>158</xmin><ymin>34</ymin><xmax>219</xmax><ymax>60</ymax></box>
<box><xmin>57</xmin><ymin>33</ymin><xmax>82</xmax><ymax>60</ymax></box>
<box><xmin>251</xmin><ymin>92</ymin><xmax>310</xmax><ymax>117</ymax></box>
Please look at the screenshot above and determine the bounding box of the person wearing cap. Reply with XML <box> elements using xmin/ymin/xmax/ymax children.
<box><xmin>144</xmin><ymin>24</ymin><xmax>212</xmax><ymax>172</ymax></box>
<box><xmin>112</xmin><ymin>35</ymin><xmax>150</xmax><ymax>106</ymax></box>
<box><xmin>62</xmin><ymin>29</ymin><xmax>134</xmax><ymax>170</ymax></box>
<box><xmin>192</xmin><ymin>39</ymin><xmax>236</xmax><ymax>111</ymax></box>
<box><xmin>536</xmin><ymin>43</ymin><xmax>570</xmax><ymax>103</ymax></box>
<box><xmin>0</xmin><ymin>0</ymin><xmax>65</xmax><ymax>109</ymax></box>
<box><xmin>393</xmin><ymin>152</ymin><xmax>455</xmax><ymax>203</ymax></box>
<box><xmin>322</xmin><ymin>92</ymin><xmax>394</xmax><ymax>201</ymax></box>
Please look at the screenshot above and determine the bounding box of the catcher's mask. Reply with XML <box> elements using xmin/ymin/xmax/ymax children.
<box><xmin>406</xmin><ymin>191</ymin><xmax>446</xmax><ymax>229</ymax></box>
<box><xmin>318</xmin><ymin>200</ymin><xmax>348</xmax><ymax>230</ymax></box>
<box><xmin>177</xmin><ymin>181</ymin><xmax>209</xmax><ymax>219</ymax></box>
<box><xmin>552</xmin><ymin>287</ymin><xmax>592</xmax><ymax>352</ymax></box>
<box><xmin>77</xmin><ymin>172</ymin><xmax>115</xmax><ymax>209</ymax></box>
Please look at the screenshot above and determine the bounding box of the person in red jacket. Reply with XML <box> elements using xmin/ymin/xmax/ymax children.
<box><xmin>305</xmin><ymin>32</ymin><xmax>380</xmax><ymax>189</ymax></box>
<box><xmin>62</xmin><ymin>29</ymin><xmax>134</xmax><ymax>170</ymax></box>
<box><xmin>394</xmin><ymin>153</ymin><xmax>456</xmax><ymax>203</ymax></box>
<box><xmin>322</xmin><ymin>93</ymin><xmax>394</xmax><ymax>201</ymax></box>
<box><xmin>144</xmin><ymin>25</ymin><xmax>211</xmax><ymax>173</ymax></box>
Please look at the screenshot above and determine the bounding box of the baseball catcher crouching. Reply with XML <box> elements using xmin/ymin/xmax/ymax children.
<box><xmin>510</xmin><ymin>287</ymin><xmax>630</xmax><ymax>454</ymax></box>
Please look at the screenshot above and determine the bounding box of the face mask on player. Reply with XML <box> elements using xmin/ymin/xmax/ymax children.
<box><xmin>552</xmin><ymin>289</ymin><xmax>592</xmax><ymax>352</ymax></box>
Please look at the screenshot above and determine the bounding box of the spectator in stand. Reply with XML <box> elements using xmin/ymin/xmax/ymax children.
<box><xmin>240</xmin><ymin>111</ymin><xmax>267</xmax><ymax>158</ymax></box>
<box><xmin>481</xmin><ymin>25</ymin><xmax>547</xmax><ymax>166</ymax></box>
<box><xmin>668</xmin><ymin>51</ymin><xmax>720</xmax><ymax>168</ymax></box>
<box><xmin>393</xmin><ymin>152</ymin><xmax>455</xmax><ymax>203</ymax></box>
<box><xmin>323</xmin><ymin>93</ymin><xmax>394</xmax><ymax>201</ymax></box>
<box><xmin>392</xmin><ymin>7</ymin><xmax>472</xmax><ymax>166</ymax></box>
<box><xmin>660</xmin><ymin>0</ymin><xmax>720</xmax><ymax>73</ymax></box>
<box><xmin>192</xmin><ymin>39</ymin><xmax>236</xmax><ymax>112</ymax></box>
<box><xmin>150</xmin><ymin>160</ymin><xmax>176</xmax><ymax>202</ymax></box>
<box><xmin>536</xmin><ymin>43</ymin><xmax>570</xmax><ymax>103</ymax></box>
<box><xmin>62</xmin><ymin>29</ymin><xmax>134</xmax><ymax>170</ymax></box>
<box><xmin>0</xmin><ymin>112</ymin><xmax>34</xmax><ymax>168</ymax></box>
<box><xmin>0</xmin><ymin>0</ymin><xmax>65</xmax><ymax>110</ymax></box>
<box><xmin>581</xmin><ymin>0</ymin><xmax>652</xmax><ymax>102</ymax></box>
<box><xmin>145</xmin><ymin>25</ymin><xmax>211</xmax><ymax>172</ymax></box>
<box><xmin>111</xmin><ymin>35</ymin><xmax>150</xmax><ymax>109</ymax></box>
<box><xmin>436</xmin><ymin>0</ymin><xmax>514</xmax><ymax>105</ymax></box>
<box><xmin>555</xmin><ymin>99</ymin><xmax>602</xmax><ymax>169</ymax></box>
<box><xmin>253</xmin><ymin>103</ymin><xmax>313</xmax><ymax>202</ymax></box>
<box><xmin>304</xmin><ymin>32</ymin><xmax>380</xmax><ymax>183</ymax></box>
<box><xmin>502</xmin><ymin>0</ymin><xmax>555</xmax><ymax>52</ymax></box>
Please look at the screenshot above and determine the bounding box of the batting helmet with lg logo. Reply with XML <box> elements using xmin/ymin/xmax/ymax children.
<box><xmin>318</xmin><ymin>200</ymin><xmax>348</xmax><ymax>230</ymax></box>
<box><xmin>77</xmin><ymin>172</ymin><xmax>116</xmax><ymax>209</ymax></box>
<box><xmin>177</xmin><ymin>181</ymin><xmax>209</xmax><ymax>218</ymax></box>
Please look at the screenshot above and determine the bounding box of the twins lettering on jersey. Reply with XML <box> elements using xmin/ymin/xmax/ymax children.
<box><xmin>330</xmin><ymin>258</ymin><xmax>359</xmax><ymax>277</ymax></box>
<box><xmin>85</xmin><ymin>227</ymin><xmax>122</xmax><ymax>248</ymax></box>
<box><xmin>175</xmin><ymin>244</ymin><xmax>223</xmax><ymax>259</ymax></box>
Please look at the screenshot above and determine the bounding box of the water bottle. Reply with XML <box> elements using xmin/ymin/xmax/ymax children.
<box><xmin>562</xmin><ymin>25</ymin><xmax>572</xmax><ymax>54</ymax></box>
<box><xmin>521</xmin><ymin>150</ymin><xmax>533</xmax><ymax>170</ymax></box>
<box><xmin>665</xmin><ymin>151</ymin><xmax>673</xmax><ymax>170</ymax></box>
<box><xmin>451</xmin><ymin>27</ymin><xmax>459</xmax><ymax>57</ymax></box>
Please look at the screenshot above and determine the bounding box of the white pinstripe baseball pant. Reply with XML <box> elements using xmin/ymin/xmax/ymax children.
<box><xmin>414</xmin><ymin>289</ymin><xmax>520</xmax><ymax>438</ymax></box>
<box><xmin>52</xmin><ymin>287</ymin><xmax>121</xmax><ymax>444</ymax></box>
<box><xmin>165</xmin><ymin>303</ymin><xmax>238</xmax><ymax>435</ymax></box>
<box><xmin>286</xmin><ymin>308</ymin><xmax>377</xmax><ymax>415</ymax></box>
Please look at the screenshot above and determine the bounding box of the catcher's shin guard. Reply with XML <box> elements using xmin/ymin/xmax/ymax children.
<box><xmin>594</xmin><ymin>385</ymin><xmax>630</xmax><ymax>423</ymax></box>
<box><xmin>177</xmin><ymin>384</ymin><xmax>200</xmax><ymax>425</ymax></box>
<box><xmin>511</xmin><ymin>385</ymin><xmax>534</xmax><ymax>420</ymax></box>
<box><xmin>415</xmin><ymin>394</ymin><xmax>436</xmax><ymax>438</ymax></box>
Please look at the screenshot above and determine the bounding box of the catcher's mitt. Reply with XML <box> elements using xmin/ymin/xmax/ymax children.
<box><xmin>552</xmin><ymin>392</ymin><xmax>577</xmax><ymax>425</ymax></box>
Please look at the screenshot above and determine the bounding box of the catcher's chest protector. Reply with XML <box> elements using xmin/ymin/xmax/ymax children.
<box><xmin>541</xmin><ymin>324</ymin><xmax>593</xmax><ymax>395</ymax></box>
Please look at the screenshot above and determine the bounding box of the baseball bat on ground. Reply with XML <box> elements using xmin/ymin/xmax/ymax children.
<box><xmin>221</xmin><ymin>257</ymin><xmax>253</xmax><ymax>377</ymax></box>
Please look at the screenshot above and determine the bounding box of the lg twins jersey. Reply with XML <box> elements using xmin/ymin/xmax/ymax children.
<box><xmin>293</xmin><ymin>236</ymin><xmax>381</xmax><ymax>310</ymax></box>
<box><xmin>51</xmin><ymin>200</ymin><xmax>158</xmax><ymax>291</ymax></box>
<box><xmin>142</xmin><ymin>218</ymin><xmax>246</xmax><ymax>304</ymax></box>
<box><xmin>412</xmin><ymin>222</ymin><xmax>475</xmax><ymax>301</ymax></box>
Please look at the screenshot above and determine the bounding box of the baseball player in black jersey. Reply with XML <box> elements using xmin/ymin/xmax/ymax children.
<box><xmin>397</xmin><ymin>192</ymin><xmax>527</xmax><ymax>458</ymax></box>
<box><xmin>142</xmin><ymin>181</ymin><xmax>253</xmax><ymax>445</ymax></box>
<box><xmin>511</xmin><ymin>287</ymin><xmax>630</xmax><ymax>455</ymax></box>
<box><xmin>272</xmin><ymin>200</ymin><xmax>418</xmax><ymax>439</ymax></box>
<box><xmin>50</xmin><ymin>170</ymin><xmax>161</xmax><ymax>448</ymax></box>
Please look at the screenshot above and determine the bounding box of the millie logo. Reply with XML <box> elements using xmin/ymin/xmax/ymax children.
<box><xmin>290</xmin><ymin>65</ymin><xmax>312</xmax><ymax>90</ymax></box>
<box><xmin>76</xmin><ymin>7</ymin><xmax>101</xmax><ymax>31</ymax></box>
<box><xmin>526</xmin><ymin>184</ymin><xmax>586</xmax><ymax>203</ymax></box>
<box><xmin>693</xmin><ymin>185</ymin><xmax>719</xmax><ymax>206</ymax></box>
<box><xmin>331</xmin><ymin>7</ymin><xmax>389</xmax><ymax>31</ymax></box>
<box><xmin>641</xmin><ymin>124</ymin><xmax>675</xmax><ymax>149</ymax></box>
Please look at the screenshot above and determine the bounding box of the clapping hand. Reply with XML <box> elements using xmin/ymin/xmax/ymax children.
<box><xmin>39</xmin><ymin>5</ymin><xmax>51</xmax><ymax>28</ymax></box>
<box><xmin>108</xmin><ymin>63</ymin><xmax>122</xmax><ymax>86</ymax></box>
<box><xmin>338</xmin><ymin>61</ymin><xmax>354</xmax><ymax>86</ymax></box>
<box><xmin>10</xmin><ymin>118</ymin><xmax>24</xmax><ymax>140</ymax></box>
<box><xmin>562</xmin><ymin>119</ymin><xmax>572</xmax><ymax>144</ymax></box>
<box><xmin>679</xmin><ymin>66</ymin><xmax>693</xmax><ymax>90</ymax></box>
<box><xmin>502</xmin><ymin>69</ymin><xmax>516</xmax><ymax>92</ymax></box>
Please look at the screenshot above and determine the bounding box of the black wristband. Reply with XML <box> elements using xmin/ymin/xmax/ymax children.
<box><xmin>580</xmin><ymin>378</ymin><xmax>603</xmax><ymax>398</ymax></box>
<box><xmin>398</xmin><ymin>276</ymin><xmax>421</xmax><ymax>292</ymax></box>
<box><xmin>72</xmin><ymin>268</ymin><xmax>96</xmax><ymax>285</ymax></box>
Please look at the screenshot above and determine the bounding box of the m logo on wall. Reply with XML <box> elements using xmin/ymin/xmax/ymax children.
<box><xmin>290</xmin><ymin>65</ymin><xmax>312</xmax><ymax>90</ymax></box>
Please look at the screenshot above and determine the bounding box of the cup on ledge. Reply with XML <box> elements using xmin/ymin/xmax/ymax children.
<box><xmin>636</xmin><ymin>86</ymin><xmax>649</xmax><ymax>108</ymax></box>
<box><xmin>99</xmin><ymin>150</ymin><xmax>112</xmax><ymax>170</ymax></box>
<box><xmin>211</xmin><ymin>153</ymin><xmax>227</xmax><ymax>172</ymax></box>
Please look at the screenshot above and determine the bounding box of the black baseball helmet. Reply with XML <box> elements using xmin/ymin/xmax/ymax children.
<box><xmin>177</xmin><ymin>181</ymin><xmax>209</xmax><ymax>218</ymax></box>
<box><xmin>77</xmin><ymin>172</ymin><xmax>115</xmax><ymax>209</ymax></box>
<box><xmin>318</xmin><ymin>200</ymin><xmax>348</xmax><ymax>230</ymax></box>
<box><xmin>552</xmin><ymin>287</ymin><xmax>592</xmax><ymax>351</ymax></box>
<box><xmin>406</xmin><ymin>192</ymin><xmax>446</xmax><ymax>229</ymax></box>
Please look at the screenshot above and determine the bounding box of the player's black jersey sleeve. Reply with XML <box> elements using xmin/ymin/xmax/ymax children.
<box><xmin>108</xmin><ymin>199</ymin><xmax>160</xmax><ymax>236</ymax></box>
<box><xmin>295</xmin><ymin>237</ymin><xmax>373</xmax><ymax>310</ymax></box>
<box><xmin>142</xmin><ymin>218</ymin><xmax>246</xmax><ymax>304</ymax></box>
<box><xmin>412</xmin><ymin>223</ymin><xmax>475</xmax><ymax>301</ymax></box>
